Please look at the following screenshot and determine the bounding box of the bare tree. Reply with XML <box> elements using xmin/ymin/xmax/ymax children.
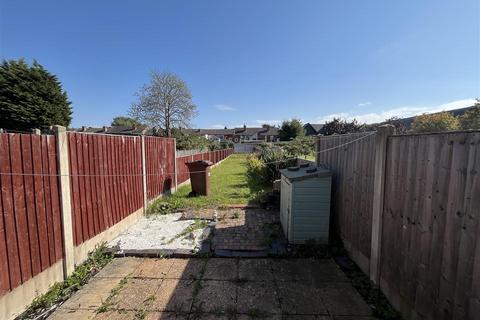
<box><xmin>129</xmin><ymin>71</ymin><xmax>197</xmax><ymax>136</ymax></box>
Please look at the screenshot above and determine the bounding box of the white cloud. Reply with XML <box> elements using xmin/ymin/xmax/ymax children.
<box><xmin>314</xmin><ymin>98</ymin><xmax>476</xmax><ymax>124</ymax></box>
<box><xmin>215</xmin><ymin>104</ymin><xmax>235</xmax><ymax>112</ymax></box>
<box><xmin>255</xmin><ymin>119</ymin><xmax>282</xmax><ymax>126</ymax></box>
<box><xmin>357</xmin><ymin>102</ymin><xmax>372</xmax><ymax>107</ymax></box>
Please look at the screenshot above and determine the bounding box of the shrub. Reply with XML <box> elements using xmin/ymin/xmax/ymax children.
<box><xmin>459</xmin><ymin>101</ymin><xmax>480</xmax><ymax>130</ymax></box>
<box><xmin>410</xmin><ymin>112</ymin><xmax>459</xmax><ymax>133</ymax></box>
<box><xmin>246</xmin><ymin>144</ymin><xmax>296</xmax><ymax>185</ymax></box>
<box><xmin>282</xmin><ymin>136</ymin><xmax>314</xmax><ymax>158</ymax></box>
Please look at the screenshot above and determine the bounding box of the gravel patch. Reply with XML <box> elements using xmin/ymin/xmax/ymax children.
<box><xmin>107</xmin><ymin>213</ymin><xmax>212</xmax><ymax>254</ymax></box>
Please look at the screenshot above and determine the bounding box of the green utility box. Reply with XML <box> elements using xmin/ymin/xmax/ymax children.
<box><xmin>279</xmin><ymin>165</ymin><xmax>332</xmax><ymax>244</ymax></box>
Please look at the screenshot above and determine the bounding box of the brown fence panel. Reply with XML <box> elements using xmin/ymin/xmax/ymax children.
<box><xmin>175</xmin><ymin>149</ymin><xmax>232</xmax><ymax>186</ymax></box>
<box><xmin>316</xmin><ymin>133</ymin><xmax>377</xmax><ymax>272</ymax></box>
<box><xmin>145</xmin><ymin>136</ymin><xmax>175</xmax><ymax>200</ymax></box>
<box><xmin>380</xmin><ymin>131</ymin><xmax>480</xmax><ymax>319</ymax></box>
<box><xmin>68</xmin><ymin>133</ymin><xmax>143</xmax><ymax>245</ymax></box>
<box><xmin>176</xmin><ymin>154</ymin><xmax>191</xmax><ymax>186</ymax></box>
<box><xmin>0</xmin><ymin>133</ymin><xmax>63</xmax><ymax>296</ymax></box>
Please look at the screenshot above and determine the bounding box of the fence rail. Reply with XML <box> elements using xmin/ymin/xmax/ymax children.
<box><xmin>316</xmin><ymin>129</ymin><xmax>480</xmax><ymax>320</ymax></box>
<box><xmin>0</xmin><ymin>129</ymin><xmax>232</xmax><ymax>320</ymax></box>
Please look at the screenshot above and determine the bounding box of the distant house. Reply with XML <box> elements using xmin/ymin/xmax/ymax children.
<box><xmin>232</xmin><ymin>125</ymin><xmax>280</xmax><ymax>142</ymax></box>
<box><xmin>185</xmin><ymin>128</ymin><xmax>235</xmax><ymax>141</ymax></box>
<box><xmin>304</xmin><ymin>123</ymin><xmax>324</xmax><ymax>136</ymax></box>
<box><xmin>257</xmin><ymin>126</ymin><xmax>280</xmax><ymax>142</ymax></box>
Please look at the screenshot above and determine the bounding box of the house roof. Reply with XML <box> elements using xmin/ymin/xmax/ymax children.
<box><xmin>259</xmin><ymin>127</ymin><xmax>279</xmax><ymax>135</ymax></box>
<box><xmin>185</xmin><ymin>128</ymin><xmax>235</xmax><ymax>135</ymax></box>
<box><xmin>233</xmin><ymin>127</ymin><xmax>266</xmax><ymax>136</ymax></box>
<box><xmin>304</xmin><ymin>123</ymin><xmax>324</xmax><ymax>133</ymax></box>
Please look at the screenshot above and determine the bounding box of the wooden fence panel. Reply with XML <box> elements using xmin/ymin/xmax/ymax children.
<box><xmin>175</xmin><ymin>149</ymin><xmax>233</xmax><ymax>186</ymax></box>
<box><xmin>0</xmin><ymin>133</ymin><xmax>63</xmax><ymax>295</ymax></box>
<box><xmin>145</xmin><ymin>136</ymin><xmax>175</xmax><ymax>200</ymax></box>
<box><xmin>67</xmin><ymin>133</ymin><xmax>143</xmax><ymax>245</ymax></box>
<box><xmin>316</xmin><ymin>133</ymin><xmax>377</xmax><ymax>272</ymax></box>
<box><xmin>380</xmin><ymin>131</ymin><xmax>480</xmax><ymax>320</ymax></box>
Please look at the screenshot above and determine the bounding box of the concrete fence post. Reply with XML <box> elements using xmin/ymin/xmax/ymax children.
<box><xmin>141</xmin><ymin>135</ymin><xmax>148</xmax><ymax>214</ymax></box>
<box><xmin>53</xmin><ymin>125</ymin><xmax>75</xmax><ymax>277</ymax></box>
<box><xmin>32</xmin><ymin>128</ymin><xmax>41</xmax><ymax>135</ymax></box>
<box><xmin>370</xmin><ymin>125</ymin><xmax>395</xmax><ymax>284</ymax></box>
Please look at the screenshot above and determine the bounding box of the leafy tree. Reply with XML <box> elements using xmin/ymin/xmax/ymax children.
<box><xmin>458</xmin><ymin>100</ymin><xmax>480</xmax><ymax>130</ymax></box>
<box><xmin>410</xmin><ymin>112</ymin><xmax>459</xmax><ymax>133</ymax></box>
<box><xmin>278</xmin><ymin>119</ymin><xmax>305</xmax><ymax>141</ymax></box>
<box><xmin>320</xmin><ymin>118</ymin><xmax>364</xmax><ymax>135</ymax></box>
<box><xmin>111</xmin><ymin>116</ymin><xmax>142</xmax><ymax>127</ymax></box>
<box><xmin>282</xmin><ymin>136</ymin><xmax>314</xmax><ymax>158</ymax></box>
<box><xmin>0</xmin><ymin>59</ymin><xmax>72</xmax><ymax>131</ymax></box>
<box><xmin>171</xmin><ymin>128</ymin><xmax>211</xmax><ymax>150</ymax></box>
<box><xmin>129</xmin><ymin>71</ymin><xmax>197</xmax><ymax>137</ymax></box>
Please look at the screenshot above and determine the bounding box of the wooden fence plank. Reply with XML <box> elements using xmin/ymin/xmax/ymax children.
<box><xmin>0</xmin><ymin>173</ymin><xmax>9</xmax><ymax>294</ymax></box>
<box><xmin>47</xmin><ymin>136</ymin><xmax>63</xmax><ymax>262</ymax></box>
<box><xmin>31</xmin><ymin>135</ymin><xmax>50</xmax><ymax>271</ymax></box>
<box><xmin>20</xmin><ymin>134</ymin><xmax>41</xmax><ymax>277</ymax></box>
<box><xmin>9</xmin><ymin>134</ymin><xmax>32</xmax><ymax>282</ymax></box>
<box><xmin>0</xmin><ymin>134</ymin><xmax>22</xmax><ymax>290</ymax></box>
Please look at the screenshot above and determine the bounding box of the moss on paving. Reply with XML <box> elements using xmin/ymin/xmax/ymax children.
<box><xmin>149</xmin><ymin>154</ymin><xmax>269</xmax><ymax>213</ymax></box>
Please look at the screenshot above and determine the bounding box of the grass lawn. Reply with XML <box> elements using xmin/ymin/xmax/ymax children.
<box><xmin>148</xmin><ymin>154</ymin><xmax>268</xmax><ymax>213</ymax></box>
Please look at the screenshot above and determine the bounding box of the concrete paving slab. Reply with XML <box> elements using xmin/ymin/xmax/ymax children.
<box><xmin>49</xmin><ymin>308</ymin><xmax>95</xmax><ymax>320</ymax></box>
<box><xmin>279</xmin><ymin>316</ymin><xmax>322</xmax><ymax>320</ymax></box>
<box><xmin>192</xmin><ymin>280</ymin><xmax>237</xmax><ymax>313</ymax></box>
<box><xmin>146</xmin><ymin>312</ymin><xmax>189</xmax><ymax>319</ymax></box>
<box><xmin>95</xmin><ymin>257</ymin><xmax>144</xmax><ymax>278</ymax></box>
<box><xmin>236</xmin><ymin>315</ymin><xmax>282</xmax><ymax>320</ymax></box>
<box><xmin>318</xmin><ymin>283</ymin><xmax>372</xmax><ymax>316</ymax></box>
<box><xmin>189</xmin><ymin>314</ymin><xmax>233</xmax><ymax>320</ymax></box>
<box><xmin>308</xmin><ymin>259</ymin><xmax>349</xmax><ymax>283</ymax></box>
<box><xmin>271</xmin><ymin>259</ymin><xmax>313</xmax><ymax>282</ymax></box>
<box><xmin>276</xmin><ymin>281</ymin><xmax>328</xmax><ymax>315</ymax></box>
<box><xmin>82</xmin><ymin>277</ymin><xmax>124</xmax><ymax>294</ymax></box>
<box><xmin>236</xmin><ymin>281</ymin><xmax>281</xmax><ymax>314</ymax></box>
<box><xmin>238</xmin><ymin>259</ymin><xmax>274</xmax><ymax>281</ymax></box>
<box><xmin>151</xmin><ymin>279</ymin><xmax>195</xmax><ymax>312</ymax></box>
<box><xmin>93</xmin><ymin>310</ymin><xmax>129</xmax><ymax>319</ymax></box>
<box><xmin>166</xmin><ymin>258</ymin><xmax>207</xmax><ymax>279</ymax></box>
<box><xmin>61</xmin><ymin>289</ymin><xmax>110</xmax><ymax>310</ymax></box>
<box><xmin>203</xmin><ymin>259</ymin><xmax>238</xmax><ymax>280</ymax></box>
<box><xmin>332</xmin><ymin>317</ymin><xmax>377</xmax><ymax>320</ymax></box>
<box><xmin>48</xmin><ymin>257</ymin><xmax>375</xmax><ymax>320</ymax></box>
<box><xmin>112</xmin><ymin>278</ymin><xmax>162</xmax><ymax>310</ymax></box>
<box><xmin>132</xmin><ymin>258</ymin><xmax>173</xmax><ymax>278</ymax></box>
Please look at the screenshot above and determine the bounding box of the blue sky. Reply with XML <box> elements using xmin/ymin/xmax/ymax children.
<box><xmin>1</xmin><ymin>0</ymin><xmax>479</xmax><ymax>128</ymax></box>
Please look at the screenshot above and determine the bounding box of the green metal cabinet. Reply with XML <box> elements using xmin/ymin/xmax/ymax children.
<box><xmin>279</xmin><ymin>165</ymin><xmax>332</xmax><ymax>244</ymax></box>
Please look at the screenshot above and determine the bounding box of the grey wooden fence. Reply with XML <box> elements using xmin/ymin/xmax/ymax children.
<box><xmin>316</xmin><ymin>129</ymin><xmax>480</xmax><ymax>320</ymax></box>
